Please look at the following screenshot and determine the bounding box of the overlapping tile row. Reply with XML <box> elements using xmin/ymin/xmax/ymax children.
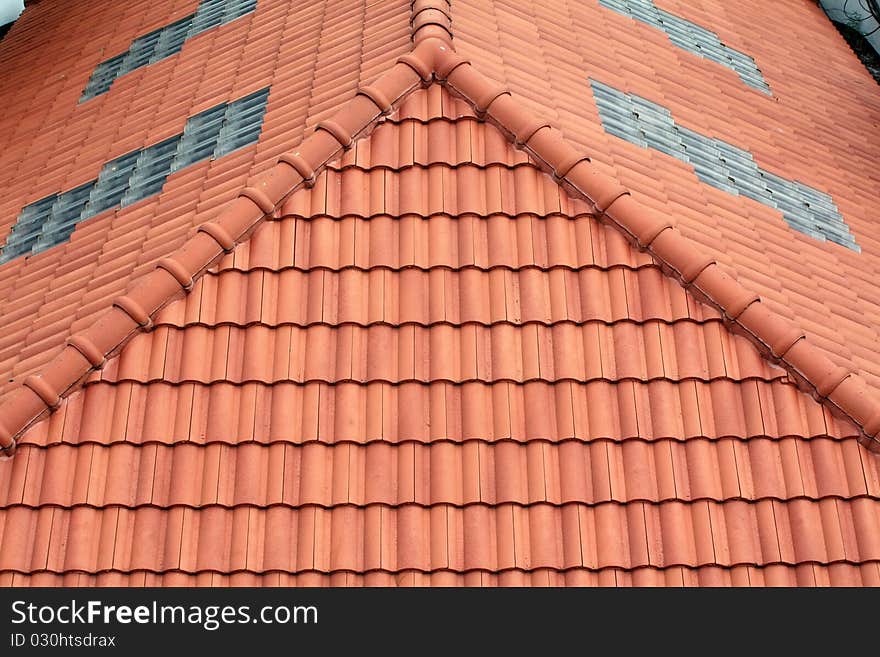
<box><xmin>151</xmin><ymin>266</ymin><xmax>721</xmax><ymax>327</ymax></box>
<box><xmin>88</xmin><ymin>321</ymin><xmax>779</xmax><ymax>385</ymax></box>
<box><xmin>452</xmin><ymin>0</ymin><xmax>880</xmax><ymax>387</ymax></box>
<box><xmin>215</xmin><ymin>212</ymin><xmax>657</xmax><ymax>272</ymax></box>
<box><xmin>2</xmin><ymin>500</ymin><xmax>880</xmax><ymax>574</ymax></box>
<box><xmin>0</xmin><ymin>0</ymin><xmax>412</xmax><ymax>393</ymax></box>
<box><xmin>2</xmin><ymin>436</ymin><xmax>878</xmax><ymax>508</ymax></box>
<box><xmin>11</xmin><ymin>379</ymin><xmax>852</xmax><ymax>447</ymax></box>
<box><xmin>271</xmin><ymin>159</ymin><xmax>599</xmax><ymax>219</ymax></box>
<box><xmin>6</xmin><ymin>563</ymin><xmax>880</xmax><ymax>587</ymax></box>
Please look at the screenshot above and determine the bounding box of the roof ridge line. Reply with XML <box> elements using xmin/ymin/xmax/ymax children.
<box><xmin>410</xmin><ymin>0</ymin><xmax>453</xmax><ymax>45</ymax></box>
<box><xmin>0</xmin><ymin>36</ymin><xmax>451</xmax><ymax>457</ymax></box>
<box><xmin>2</xmin><ymin>17</ymin><xmax>879</xmax><ymax>457</ymax></box>
<box><xmin>426</xmin><ymin>46</ymin><xmax>880</xmax><ymax>452</ymax></box>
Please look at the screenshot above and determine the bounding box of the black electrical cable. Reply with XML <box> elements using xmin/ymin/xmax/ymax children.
<box><xmin>840</xmin><ymin>0</ymin><xmax>880</xmax><ymax>37</ymax></box>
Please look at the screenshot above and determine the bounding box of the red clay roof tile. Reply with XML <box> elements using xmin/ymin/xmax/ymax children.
<box><xmin>0</xmin><ymin>0</ymin><xmax>879</xmax><ymax>585</ymax></box>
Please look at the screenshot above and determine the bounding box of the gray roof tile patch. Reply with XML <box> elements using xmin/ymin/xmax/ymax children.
<box><xmin>589</xmin><ymin>79</ymin><xmax>858</xmax><ymax>251</ymax></box>
<box><xmin>1</xmin><ymin>88</ymin><xmax>271</xmax><ymax>264</ymax></box>
<box><xmin>599</xmin><ymin>0</ymin><xmax>772</xmax><ymax>94</ymax></box>
<box><xmin>80</xmin><ymin>0</ymin><xmax>258</xmax><ymax>101</ymax></box>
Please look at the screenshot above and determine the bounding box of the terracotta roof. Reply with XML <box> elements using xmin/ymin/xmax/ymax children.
<box><xmin>0</xmin><ymin>0</ymin><xmax>880</xmax><ymax>585</ymax></box>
